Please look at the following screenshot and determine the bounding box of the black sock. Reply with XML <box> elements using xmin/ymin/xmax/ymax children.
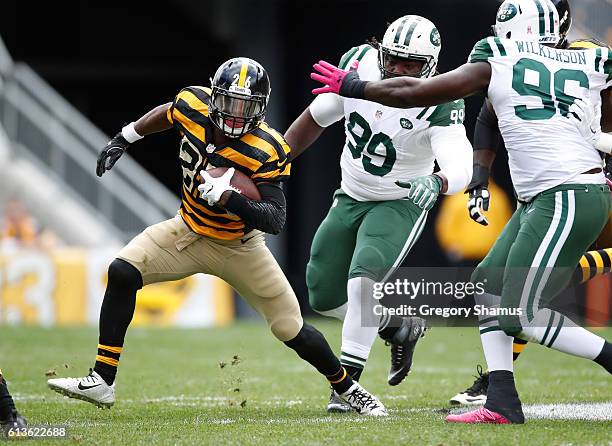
<box><xmin>343</xmin><ymin>364</ymin><xmax>363</xmax><ymax>382</ymax></box>
<box><xmin>94</xmin><ymin>259</ymin><xmax>142</xmax><ymax>385</ymax></box>
<box><xmin>0</xmin><ymin>375</ymin><xmax>16</xmax><ymax>421</ymax></box>
<box><xmin>378</xmin><ymin>315</ymin><xmax>403</xmax><ymax>341</ymax></box>
<box><xmin>284</xmin><ymin>323</ymin><xmax>353</xmax><ymax>394</ymax></box>
<box><xmin>484</xmin><ymin>370</ymin><xmax>525</xmax><ymax>424</ymax></box>
<box><xmin>594</xmin><ymin>341</ymin><xmax>612</xmax><ymax>374</ymax></box>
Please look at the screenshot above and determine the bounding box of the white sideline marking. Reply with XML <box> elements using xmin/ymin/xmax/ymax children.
<box><xmin>523</xmin><ymin>402</ymin><xmax>612</xmax><ymax>421</ymax></box>
<box><xmin>450</xmin><ymin>402</ymin><xmax>612</xmax><ymax>421</ymax></box>
<box><xmin>22</xmin><ymin>393</ymin><xmax>612</xmax><ymax>421</ymax></box>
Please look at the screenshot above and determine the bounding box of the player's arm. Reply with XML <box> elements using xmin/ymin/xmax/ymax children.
<box><xmin>197</xmin><ymin>168</ymin><xmax>288</xmax><ymax>235</ymax></box>
<box><xmin>96</xmin><ymin>102</ymin><xmax>173</xmax><ymax>177</ymax></box>
<box><xmin>429</xmin><ymin>125</ymin><xmax>473</xmax><ymax>196</ymax></box>
<box><xmin>467</xmin><ymin>100</ymin><xmax>501</xmax><ymax>226</ymax></box>
<box><xmin>311</xmin><ymin>60</ymin><xmax>491</xmax><ymax>108</ymax></box>
<box><xmin>223</xmin><ymin>182</ymin><xmax>287</xmax><ymax>235</ymax></box>
<box><xmin>284</xmin><ymin>93</ymin><xmax>344</xmax><ymax>160</ymax></box>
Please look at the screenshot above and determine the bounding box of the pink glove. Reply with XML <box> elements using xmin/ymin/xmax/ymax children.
<box><xmin>311</xmin><ymin>60</ymin><xmax>360</xmax><ymax>95</ymax></box>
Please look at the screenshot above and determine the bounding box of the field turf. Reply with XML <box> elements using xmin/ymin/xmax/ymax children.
<box><xmin>1</xmin><ymin>321</ymin><xmax>610</xmax><ymax>445</ymax></box>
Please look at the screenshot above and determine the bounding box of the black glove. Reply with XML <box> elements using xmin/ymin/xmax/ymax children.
<box><xmin>605</xmin><ymin>154</ymin><xmax>612</xmax><ymax>181</ymax></box>
<box><xmin>96</xmin><ymin>132</ymin><xmax>129</xmax><ymax>177</ymax></box>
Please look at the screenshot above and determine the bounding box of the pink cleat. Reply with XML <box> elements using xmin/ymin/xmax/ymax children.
<box><xmin>446</xmin><ymin>407</ymin><xmax>511</xmax><ymax>424</ymax></box>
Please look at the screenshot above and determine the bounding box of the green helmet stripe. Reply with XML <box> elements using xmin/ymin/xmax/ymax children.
<box><xmin>548</xmin><ymin>7</ymin><xmax>555</xmax><ymax>35</ymax></box>
<box><xmin>393</xmin><ymin>19</ymin><xmax>408</xmax><ymax>44</ymax></box>
<box><xmin>403</xmin><ymin>18</ymin><xmax>421</xmax><ymax>46</ymax></box>
<box><xmin>533</xmin><ymin>0</ymin><xmax>546</xmax><ymax>35</ymax></box>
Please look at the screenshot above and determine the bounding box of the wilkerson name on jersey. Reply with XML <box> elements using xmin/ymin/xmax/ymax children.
<box><xmin>310</xmin><ymin>44</ymin><xmax>470</xmax><ymax>202</ymax></box>
<box><xmin>469</xmin><ymin>36</ymin><xmax>612</xmax><ymax>201</ymax></box>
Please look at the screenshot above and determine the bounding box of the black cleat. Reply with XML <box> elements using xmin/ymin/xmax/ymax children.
<box><xmin>326</xmin><ymin>387</ymin><xmax>352</xmax><ymax>413</ymax></box>
<box><xmin>1</xmin><ymin>410</ymin><xmax>27</xmax><ymax>438</ymax></box>
<box><xmin>382</xmin><ymin>317</ymin><xmax>427</xmax><ymax>386</ymax></box>
<box><xmin>450</xmin><ymin>364</ymin><xmax>489</xmax><ymax>406</ymax></box>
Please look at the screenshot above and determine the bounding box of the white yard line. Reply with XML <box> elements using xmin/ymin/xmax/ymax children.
<box><xmin>19</xmin><ymin>392</ymin><xmax>612</xmax><ymax>421</ymax></box>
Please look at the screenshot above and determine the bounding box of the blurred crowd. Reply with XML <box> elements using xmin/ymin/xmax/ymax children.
<box><xmin>0</xmin><ymin>199</ymin><xmax>61</xmax><ymax>252</ymax></box>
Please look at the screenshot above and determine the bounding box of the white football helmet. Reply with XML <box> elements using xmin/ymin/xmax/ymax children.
<box><xmin>378</xmin><ymin>15</ymin><xmax>441</xmax><ymax>79</ymax></box>
<box><xmin>493</xmin><ymin>0</ymin><xmax>560</xmax><ymax>44</ymax></box>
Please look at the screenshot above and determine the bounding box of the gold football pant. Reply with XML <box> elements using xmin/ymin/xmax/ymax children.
<box><xmin>117</xmin><ymin>215</ymin><xmax>303</xmax><ymax>341</ymax></box>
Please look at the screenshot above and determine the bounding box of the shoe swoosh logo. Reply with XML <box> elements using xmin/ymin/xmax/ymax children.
<box><xmin>77</xmin><ymin>382</ymin><xmax>102</xmax><ymax>390</ymax></box>
<box><xmin>240</xmin><ymin>235</ymin><xmax>255</xmax><ymax>244</ymax></box>
<box><xmin>463</xmin><ymin>396</ymin><xmax>485</xmax><ymax>402</ymax></box>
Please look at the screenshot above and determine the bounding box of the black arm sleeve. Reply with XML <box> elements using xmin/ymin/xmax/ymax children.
<box><xmin>473</xmin><ymin>102</ymin><xmax>501</xmax><ymax>152</ymax></box>
<box><xmin>224</xmin><ymin>182</ymin><xmax>287</xmax><ymax>235</ymax></box>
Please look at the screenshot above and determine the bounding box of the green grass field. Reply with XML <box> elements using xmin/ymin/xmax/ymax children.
<box><xmin>1</xmin><ymin>320</ymin><xmax>610</xmax><ymax>445</ymax></box>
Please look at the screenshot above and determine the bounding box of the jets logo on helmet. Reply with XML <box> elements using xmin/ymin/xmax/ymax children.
<box><xmin>492</xmin><ymin>0</ymin><xmax>560</xmax><ymax>45</ymax></box>
<box><xmin>378</xmin><ymin>15</ymin><xmax>441</xmax><ymax>79</ymax></box>
<box><xmin>497</xmin><ymin>3</ymin><xmax>518</xmax><ymax>22</ymax></box>
<box><xmin>210</xmin><ymin>57</ymin><xmax>271</xmax><ymax>138</ymax></box>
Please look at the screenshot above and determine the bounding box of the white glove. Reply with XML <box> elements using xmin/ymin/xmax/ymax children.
<box><xmin>467</xmin><ymin>187</ymin><xmax>491</xmax><ymax>226</ymax></box>
<box><xmin>197</xmin><ymin>167</ymin><xmax>235</xmax><ymax>206</ymax></box>
<box><xmin>568</xmin><ymin>98</ymin><xmax>600</xmax><ymax>146</ymax></box>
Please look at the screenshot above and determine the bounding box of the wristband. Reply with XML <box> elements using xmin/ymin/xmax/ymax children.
<box><xmin>467</xmin><ymin>164</ymin><xmax>490</xmax><ymax>190</ymax></box>
<box><xmin>121</xmin><ymin>122</ymin><xmax>144</xmax><ymax>144</ymax></box>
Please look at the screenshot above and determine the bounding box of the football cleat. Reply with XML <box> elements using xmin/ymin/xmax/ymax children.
<box><xmin>48</xmin><ymin>369</ymin><xmax>115</xmax><ymax>408</ymax></box>
<box><xmin>450</xmin><ymin>365</ymin><xmax>489</xmax><ymax>406</ymax></box>
<box><xmin>1</xmin><ymin>410</ymin><xmax>27</xmax><ymax>438</ymax></box>
<box><xmin>327</xmin><ymin>387</ymin><xmax>352</xmax><ymax>413</ymax></box>
<box><xmin>338</xmin><ymin>382</ymin><xmax>388</xmax><ymax>416</ymax></box>
<box><xmin>446</xmin><ymin>406</ymin><xmax>511</xmax><ymax>424</ymax></box>
<box><xmin>385</xmin><ymin>317</ymin><xmax>427</xmax><ymax>386</ymax></box>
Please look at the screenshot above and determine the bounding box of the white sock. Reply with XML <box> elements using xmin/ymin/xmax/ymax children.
<box><xmin>476</xmin><ymin>293</ymin><xmax>513</xmax><ymax>371</ymax></box>
<box><xmin>520</xmin><ymin>309</ymin><xmax>605</xmax><ymax>360</ymax></box>
<box><xmin>340</xmin><ymin>277</ymin><xmax>378</xmax><ymax>367</ymax></box>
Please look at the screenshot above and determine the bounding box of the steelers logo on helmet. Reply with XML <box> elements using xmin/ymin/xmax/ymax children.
<box><xmin>378</xmin><ymin>15</ymin><xmax>442</xmax><ymax>79</ymax></box>
<box><xmin>210</xmin><ymin>57</ymin><xmax>271</xmax><ymax>138</ymax></box>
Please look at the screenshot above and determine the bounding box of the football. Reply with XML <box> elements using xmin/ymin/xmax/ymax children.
<box><xmin>205</xmin><ymin>166</ymin><xmax>262</xmax><ymax>201</ymax></box>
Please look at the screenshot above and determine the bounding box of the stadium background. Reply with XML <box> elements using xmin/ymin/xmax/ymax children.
<box><xmin>0</xmin><ymin>0</ymin><xmax>610</xmax><ymax>326</ymax></box>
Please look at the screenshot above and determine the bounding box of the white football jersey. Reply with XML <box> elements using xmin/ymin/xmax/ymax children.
<box><xmin>469</xmin><ymin>37</ymin><xmax>612</xmax><ymax>201</ymax></box>
<box><xmin>309</xmin><ymin>44</ymin><xmax>472</xmax><ymax>201</ymax></box>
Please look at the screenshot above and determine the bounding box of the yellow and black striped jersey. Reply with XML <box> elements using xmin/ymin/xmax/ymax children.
<box><xmin>166</xmin><ymin>86</ymin><xmax>291</xmax><ymax>240</ymax></box>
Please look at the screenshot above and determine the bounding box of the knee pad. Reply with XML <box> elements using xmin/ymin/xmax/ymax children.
<box><xmin>108</xmin><ymin>258</ymin><xmax>143</xmax><ymax>291</ymax></box>
<box><xmin>306</xmin><ymin>260</ymin><xmax>346</xmax><ymax>313</ymax></box>
<box><xmin>270</xmin><ymin>315</ymin><xmax>303</xmax><ymax>342</ymax></box>
<box><xmin>350</xmin><ymin>246</ymin><xmax>386</xmax><ymax>279</ymax></box>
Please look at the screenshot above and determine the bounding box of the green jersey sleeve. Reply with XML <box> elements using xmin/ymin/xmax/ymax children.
<box><xmin>604</xmin><ymin>48</ymin><xmax>612</xmax><ymax>85</ymax></box>
<box><xmin>468</xmin><ymin>37</ymin><xmax>507</xmax><ymax>63</ymax></box>
<box><xmin>338</xmin><ymin>44</ymin><xmax>375</xmax><ymax>69</ymax></box>
<box><xmin>427</xmin><ymin>100</ymin><xmax>466</xmax><ymax>127</ymax></box>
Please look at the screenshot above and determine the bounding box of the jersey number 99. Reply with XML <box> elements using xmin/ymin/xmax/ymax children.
<box><xmin>346</xmin><ymin>112</ymin><xmax>397</xmax><ymax>177</ymax></box>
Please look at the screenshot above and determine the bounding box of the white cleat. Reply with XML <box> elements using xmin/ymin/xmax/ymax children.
<box><xmin>48</xmin><ymin>369</ymin><xmax>115</xmax><ymax>408</ymax></box>
<box><xmin>338</xmin><ymin>382</ymin><xmax>388</xmax><ymax>416</ymax></box>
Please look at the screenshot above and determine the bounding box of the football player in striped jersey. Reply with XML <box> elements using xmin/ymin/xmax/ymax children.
<box><xmin>47</xmin><ymin>58</ymin><xmax>387</xmax><ymax>416</ymax></box>
<box><xmin>311</xmin><ymin>0</ymin><xmax>612</xmax><ymax>424</ymax></box>
<box><xmin>286</xmin><ymin>15</ymin><xmax>473</xmax><ymax>412</ymax></box>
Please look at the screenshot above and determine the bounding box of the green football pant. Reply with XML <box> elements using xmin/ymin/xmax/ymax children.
<box><xmin>307</xmin><ymin>189</ymin><xmax>428</xmax><ymax>314</ymax></box>
<box><xmin>473</xmin><ymin>184</ymin><xmax>611</xmax><ymax>338</ymax></box>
